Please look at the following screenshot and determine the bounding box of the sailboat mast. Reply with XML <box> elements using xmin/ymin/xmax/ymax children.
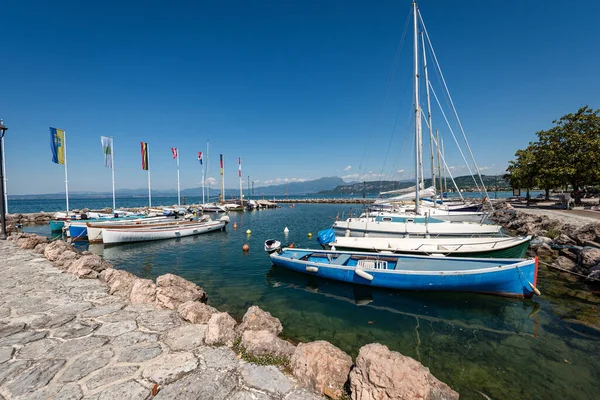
<box><xmin>206</xmin><ymin>141</ymin><xmax>210</xmax><ymax>203</ymax></box>
<box><xmin>436</xmin><ymin>129</ymin><xmax>443</xmax><ymax>203</ymax></box>
<box><xmin>413</xmin><ymin>0</ymin><xmax>421</xmax><ymax>214</ymax></box>
<box><xmin>421</xmin><ymin>30</ymin><xmax>435</xmax><ymax>208</ymax></box>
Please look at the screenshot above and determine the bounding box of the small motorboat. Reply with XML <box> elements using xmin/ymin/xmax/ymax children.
<box><xmin>264</xmin><ymin>239</ymin><xmax>282</xmax><ymax>254</ymax></box>
<box><xmin>269</xmin><ymin>247</ymin><xmax>540</xmax><ymax>298</ymax></box>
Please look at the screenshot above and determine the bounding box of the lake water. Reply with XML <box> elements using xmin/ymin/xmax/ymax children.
<box><xmin>18</xmin><ymin>199</ymin><xmax>599</xmax><ymax>400</ymax></box>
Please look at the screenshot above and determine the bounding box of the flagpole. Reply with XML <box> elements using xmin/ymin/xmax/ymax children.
<box><xmin>206</xmin><ymin>141</ymin><xmax>210</xmax><ymax>203</ymax></box>
<box><xmin>64</xmin><ymin>130</ymin><xmax>70</xmax><ymax>213</ymax></box>
<box><xmin>111</xmin><ymin>137</ymin><xmax>116</xmax><ymax>210</ymax></box>
<box><xmin>201</xmin><ymin>153</ymin><xmax>205</xmax><ymax>205</ymax></box>
<box><xmin>148</xmin><ymin>148</ymin><xmax>152</xmax><ymax>207</ymax></box>
<box><xmin>1</xmin><ymin>135</ymin><xmax>7</xmax><ymax>214</ymax></box>
<box><xmin>239</xmin><ymin>158</ymin><xmax>242</xmax><ymax>205</ymax></box>
<box><xmin>176</xmin><ymin>149</ymin><xmax>181</xmax><ymax>206</ymax></box>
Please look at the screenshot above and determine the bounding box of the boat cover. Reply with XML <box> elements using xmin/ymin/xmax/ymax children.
<box><xmin>318</xmin><ymin>228</ymin><xmax>336</xmax><ymax>246</ymax></box>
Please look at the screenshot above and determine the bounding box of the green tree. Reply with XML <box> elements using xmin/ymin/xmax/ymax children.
<box><xmin>505</xmin><ymin>144</ymin><xmax>538</xmax><ymax>204</ymax></box>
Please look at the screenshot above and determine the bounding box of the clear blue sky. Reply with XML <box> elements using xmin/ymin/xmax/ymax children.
<box><xmin>1</xmin><ymin>0</ymin><xmax>599</xmax><ymax>195</ymax></box>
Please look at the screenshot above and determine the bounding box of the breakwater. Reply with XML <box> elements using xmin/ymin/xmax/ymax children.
<box><xmin>0</xmin><ymin>230</ymin><xmax>458</xmax><ymax>400</ymax></box>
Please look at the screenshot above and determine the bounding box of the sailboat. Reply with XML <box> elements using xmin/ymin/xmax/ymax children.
<box><xmin>319</xmin><ymin>1</ymin><xmax>530</xmax><ymax>256</ymax></box>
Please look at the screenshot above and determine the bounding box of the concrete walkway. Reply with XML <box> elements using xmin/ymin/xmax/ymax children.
<box><xmin>0</xmin><ymin>241</ymin><xmax>320</xmax><ymax>400</ymax></box>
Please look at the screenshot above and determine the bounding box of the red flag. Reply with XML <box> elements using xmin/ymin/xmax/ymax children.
<box><xmin>171</xmin><ymin>148</ymin><xmax>178</xmax><ymax>159</ymax></box>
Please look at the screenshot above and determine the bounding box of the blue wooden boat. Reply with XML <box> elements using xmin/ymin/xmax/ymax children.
<box><xmin>68</xmin><ymin>215</ymin><xmax>147</xmax><ymax>241</ymax></box>
<box><xmin>50</xmin><ymin>220</ymin><xmax>65</xmax><ymax>232</ymax></box>
<box><xmin>269</xmin><ymin>248</ymin><xmax>539</xmax><ymax>298</ymax></box>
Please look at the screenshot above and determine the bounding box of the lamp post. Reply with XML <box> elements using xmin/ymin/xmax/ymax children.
<box><xmin>0</xmin><ymin>120</ymin><xmax>8</xmax><ymax>240</ymax></box>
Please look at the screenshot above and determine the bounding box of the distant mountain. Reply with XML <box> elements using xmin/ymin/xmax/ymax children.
<box><xmin>318</xmin><ymin>175</ymin><xmax>510</xmax><ymax>195</ymax></box>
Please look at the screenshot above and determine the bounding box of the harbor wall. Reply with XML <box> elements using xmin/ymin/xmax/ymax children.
<box><xmin>2</xmin><ymin>230</ymin><xmax>459</xmax><ymax>399</ymax></box>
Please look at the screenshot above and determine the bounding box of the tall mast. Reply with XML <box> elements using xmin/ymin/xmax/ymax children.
<box><xmin>413</xmin><ymin>0</ymin><xmax>421</xmax><ymax>213</ymax></box>
<box><xmin>436</xmin><ymin>129</ymin><xmax>443</xmax><ymax>204</ymax></box>
<box><xmin>206</xmin><ymin>141</ymin><xmax>210</xmax><ymax>203</ymax></box>
<box><xmin>421</xmin><ymin>29</ymin><xmax>435</xmax><ymax>207</ymax></box>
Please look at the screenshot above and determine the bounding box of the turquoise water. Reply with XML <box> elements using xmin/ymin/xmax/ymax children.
<box><xmin>21</xmin><ymin>201</ymin><xmax>599</xmax><ymax>400</ymax></box>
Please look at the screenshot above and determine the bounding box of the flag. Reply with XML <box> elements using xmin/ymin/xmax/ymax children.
<box><xmin>198</xmin><ymin>152</ymin><xmax>203</xmax><ymax>165</ymax></box>
<box><xmin>100</xmin><ymin>136</ymin><xmax>113</xmax><ymax>168</ymax></box>
<box><xmin>238</xmin><ymin>157</ymin><xmax>242</xmax><ymax>177</ymax></box>
<box><xmin>141</xmin><ymin>142</ymin><xmax>149</xmax><ymax>170</ymax></box>
<box><xmin>171</xmin><ymin>148</ymin><xmax>178</xmax><ymax>159</ymax></box>
<box><xmin>220</xmin><ymin>154</ymin><xmax>224</xmax><ymax>176</ymax></box>
<box><xmin>49</xmin><ymin>127</ymin><xmax>65</xmax><ymax>165</ymax></box>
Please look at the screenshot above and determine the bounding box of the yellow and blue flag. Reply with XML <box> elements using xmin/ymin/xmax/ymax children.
<box><xmin>50</xmin><ymin>127</ymin><xmax>65</xmax><ymax>165</ymax></box>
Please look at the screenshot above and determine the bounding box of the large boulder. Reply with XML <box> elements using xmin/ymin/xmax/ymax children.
<box><xmin>553</xmin><ymin>233</ymin><xmax>577</xmax><ymax>246</ymax></box>
<box><xmin>553</xmin><ymin>256</ymin><xmax>578</xmax><ymax>272</ymax></box>
<box><xmin>349</xmin><ymin>343</ymin><xmax>458</xmax><ymax>400</ymax></box>
<box><xmin>44</xmin><ymin>240</ymin><xmax>74</xmax><ymax>261</ymax></box>
<box><xmin>19</xmin><ymin>235</ymin><xmax>48</xmax><ymax>250</ymax></box>
<box><xmin>241</xmin><ymin>330</ymin><xmax>295</xmax><ymax>359</ymax></box>
<box><xmin>155</xmin><ymin>274</ymin><xmax>207</xmax><ymax>310</ymax></box>
<box><xmin>100</xmin><ymin>268</ymin><xmax>137</xmax><ymax>298</ymax></box>
<box><xmin>578</xmin><ymin>247</ymin><xmax>600</xmax><ymax>270</ymax></box>
<box><xmin>130</xmin><ymin>278</ymin><xmax>157</xmax><ymax>304</ymax></box>
<box><xmin>205</xmin><ymin>312</ymin><xmax>237</xmax><ymax>346</ymax></box>
<box><xmin>177</xmin><ymin>301</ymin><xmax>218</xmax><ymax>324</ymax></box>
<box><xmin>237</xmin><ymin>306</ymin><xmax>283</xmax><ymax>336</ymax></box>
<box><xmin>67</xmin><ymin>254</ymin><xmax>107</xmax><ymax>278</ymax></box>
<box><xmin>534</xmin><ymin>243</ymin><xmax>558</xmax><ymax>260</ymax></box>
<box><xmin>33</xmin><ymin>243</ymin><xmax>48</xmax><ymax>254</ymax></box>
<box><xmin>588</xmin><ymin>265</ymin><xmax>600</xmax><ymax>280</ymax></box>
<box><xmin>290</xmin><ymin>341</ymin><xmax>352</xmax><ymax>399</ymax></box>
<box><xmin>55</xmin><ymin>250</ymin><xmax>80</xmax><ymax>270</ymax></box>
<box><xmin>574</xmin><ymin>223</ymin><xmax>600</xmax><ymax>245</ymax></box>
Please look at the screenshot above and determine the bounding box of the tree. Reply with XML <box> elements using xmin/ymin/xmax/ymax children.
<box><xmin>505</xmin><ymin>144</ymin><xmax>538</xmax><ymax>204</ymax></box>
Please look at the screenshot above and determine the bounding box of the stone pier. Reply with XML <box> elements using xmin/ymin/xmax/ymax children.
<box><xmin>0</xmin><ymin>241</ymin><xmax>321</xmax><ymax>400</ymax></box>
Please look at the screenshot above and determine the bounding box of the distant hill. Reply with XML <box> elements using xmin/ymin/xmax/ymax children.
<box><xmin>318</xmin><ymin>175</ymin><xmax>510</xmax><ymax>195</ymax></box>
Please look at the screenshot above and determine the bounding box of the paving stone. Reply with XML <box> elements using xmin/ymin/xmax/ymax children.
<box><xmin>50</xmin><ymin>302</ymin><xmax>94</xmax><ymax>315</ymax></box>
<box><xmin>50</xmin><ymin>336</ymin><xmax>110</xmax><ymax>359</ymax></box>
<box><xmin>0</xmin><ymin>330</ymin><xmax>47</xmax><ymax>347</ymax></box>
<box><xmin>83</xmin><ymin>380</ymin><xmax>148</xmax><ymax>400</ymax></box>
<box><xmin>0</xmin><ymin>360</ymin><xmax>32</xmax><ymax>385</ymax></box>
<box><xmin>124</xmin><ymin>303</ymin><xmax>158</xmax><ymax>313</ymax></box>
<box><xmin>0</xmin><ymin>307</ymin><xmax>10</xmax><ymax>318</ymax></box>
<box><xmin>25</xmin><ymin>383</ymin><xmax>83</xmax><ymax>400</ymax></box>
<box><xmin>195</xmin><ymin>346</ymin><xmax>239</xmax><ymax>371</ymax></box>
<box><xmin>239</xmin><ymin>362</ymin><xmax>294</xmax><ymax>396</ymax></box>
<box><xmin>17</xmin><ymin>338</ymin><xmax>61</xmax><ymax>360</ymax></box>
<box><xmin>137</xmin><ymin>309</ymin><xmax>181</xmax><ymax>332</ymax></box>
<box><xmin>141</xmin><ymin>351</ymin><xmax>198</xmax><ymax>385</ymax></box>
<box><xmin>53</xmin><ymin>319</ymin><xmax>100</xmax><ymax>339</ymax></box>
<box><xmin>163</xmin><ymin>324</ymin><xmax>206</xmax><ymax>351</ymax></box>
<box><xmin>80</xmin><ymin>303</ymin><xmax>124</xmax><ymax>318</ymax></box>
<box><xmin>5</xmin><ymin>358</ymin><xmax>66</xmax><ymax>397</ymax></box>
<box><xmin>154</xmin><ymin>367</ymin><xmax>238</xmax><ymax>400</ymax></box>
<box><xmin>10</xmin><ymin>298</ymin><xmax>55</xmax><ymax>315</ymax></box>
<box><xmin>0</xmin><ymin>347</ymin><xmax>15</xmax><ymax>363</ymax></box>
<box><xmin>30</xmin><ymin>314</ymin><xmax>76</xmax><ymax>329</ymax></box>
<box><xmin>229</xmin><ymin>390</ymin><xmax>273</xmax><ymax>400</ymax></box>
<box><xmin>110</xmin><ymin>331</ymin><xmax>158</xmax><ymax>347</ymax></box>
<box><xmin>285</xmin><ymin>388</ymin><xmax>325</xmax><ymax>400</ymax></box>
<box><xmin>0</xmin><ymin>322</ymin><xmax>26</xmax><ymax>338</ymax></box>
<box><xmin>117</xmin><ymin>342</ymin><xmax>163</xmax><ymax>363</ymax></box>
<box><xmin>59</xmin><ymin>348</ymin><xmax>113</xmax><ymax>383</ymax></box>
<box><xmin>85</xmin><ymin>365</ymin><xmax>139</xmax><ymax>390</ymax></box>
<box><xmin>94</xmin><ymin>320</ymin><xmax>137</xmax><ymax>337</ymax></box>
<box><xmin>95</xmin><ymin>310</ymin><xmax>139</xmax><ymax>322</ymax></box>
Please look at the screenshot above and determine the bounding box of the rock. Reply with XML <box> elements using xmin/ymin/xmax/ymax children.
<box><xmin>5</xmin><ymin>359</ymin><xmax>66</xmax><ymax>397</ymax></box>
<box><xmin>153</xmin><ymin>368</ymin><xmax>237</xmax><ymax>400</ymax></box>
<box><xmin>574</xmin><ymin>223</ymin><xmax>600</xmax><ymax>245</ymax></box>
<box><xmin>155</xmin><ymin>273</ymin><xmax>207</xmax><ymax>310</ymax></box>
<box><xmin>205</xmin><ymin>312</ymin><xmax>237</xmax><ymax>346</ymax></box>
<box><xmin>290</xmin><ymin>340</ymin><xmax>352</xmax><ymax>399</ymax></box>
<box><xmin>94</xmin><ymin>320</ymin><xmax>137</xmax><ymax>337</ymax></box>
<box><xmin>163</xmin><ymin>324</ymin><xmax>207</xmax><ymax>351</ymax></box>
<box><xmin>101</xmin><ymin>268</ymin><xmax>137</xmax><ymax>298</ymax></box>
<box><xmin>0</xmin><ymin>330</ymin><xmax>48</xmax><ymax>347</ymax></box>
<box><xmin>553</xmin><ymin>255</ymin><xmax>578</xmax><ymax>272</ymax></box>
<box><xmin>83</xmin><ymin>380</ymin><xmax>148</xmax><ymax>400</ymax></box>
<box><xmin>195</xmin><ymin>346</ymin><xmax>239</xmax><ymax>371</ymax></box>
<box><xmin>67</xmin><ymin>254</ymin><xmax>107</xmax><ymax>278</ymax></box>
<box><xmin>0</xmin><ymin>347</ymin><xmax>14</xmax><ymax>363</ymax></box>
<box><xmin>349</xmin><ymin>343</ymin><xmax>459</xmax><ymax>400</ymax></box>
<box><xmin>33</xmin><ymin>243</ymin><xmax>47</xmax><ymax>254</ymax></box>
<box><xmin>241</xmin><ymin>330</ymin><xmax>295</xmax><ymax>358</ymax></box>
<box><xmin>117</xmin><ymin>342</ymin><xmax>163</xmax><ymax>363</ymax></box>
<box><xmin>110</xmin><ymin>331</ymin><xmax>158</xmax><ymax>347</ymax></box>
<box><xmin>142</xmin><ymin>352</ymin><xmax>198</xmax><ymax>385</ymax></box>
<box><xmin>578</xmin><ymin>247</ymin><xmax>600</xmax><ymax>269</ymax></box>
<box><xmin>130</xmin><ymin>278</ymin><xmax>157</xmax><ymax>304</ymax></box>
<box><xmin>44</xmin><ymin>240</ymin><xmax>74</xmax><ymax>262</ymax></box>
<box><xmin>85</xmin><ymin>365</ymin><xmax>139</xmax><ymax>391</ymax></box>
<box><xmin>554</xmin><ymin>233</ymin><xmax>577</xmax><ymax>246</ymax></box>
<box><xmin>237</xmin><ymin>306</ymin><xmax>283</xmax><ymax>336</ymax></box>
<box><xmin>534</xmin><ymin>243</ymin><xmax>558</xmax><ymax>260</ymax></box>
<box><xmin>177</xmin><ymin>300</ymin><xmax>218</xmax><ymax>324</ymax></box>
<box><xmin>55</xmin><ymin>250</ymin><xmax>80</xmax><ymax>270</ymax></box>
<box><xmin>19</xmin><ymin>236</ymin><xmax>47</xmax><ymax>250</ymax></box>
<box><xmin>53</xmin><ymin>319</ymin><xmax>100</xmax><ymax>339</ymax></box>
<box><xmin>136</xmin><ymin>309</ymin><xmax>181</xmax><ymax>333</ymax></box>
<box><xmin>533</xmin><ymin>236</ymin><xmax>553</xmax><ymax>245</ymax></box>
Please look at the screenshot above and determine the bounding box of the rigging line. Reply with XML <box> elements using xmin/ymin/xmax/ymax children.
<box><xmin>419</xmin><ymin>10</ymin><xmax>492</xmax><ymax>203</ymax></box>
<box><xmin>358</xmin><ymin>7</ymin><xmax>412</xmax><ymax>174</ymax></box>
<box><xmin>378</xmin><ymin>102</ymin><xmax>407</xmax><ymax>193</ymax></box>
<box><xmin>428</xmin><ymin>82</ymin><xmax>481</xmax><ymax>192</ymax></box>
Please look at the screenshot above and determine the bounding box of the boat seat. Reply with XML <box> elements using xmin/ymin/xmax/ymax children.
<box><xmin>332</xmin><ymin>254</ymin><xmax>351</xmax><ymax>265</ymax></box>
<box><xmin>357</xmin><ymin>259</ymin><xmax>388</xmax><ymax>270</ymax></box>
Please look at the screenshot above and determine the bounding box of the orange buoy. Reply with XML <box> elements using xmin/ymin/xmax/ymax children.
<box><xmin>289</xmin><ymin>242</ymin><xmax>296</xmax><ymax>248</ymax></box>
<box><xmin>242</xmin><ymin>244</ymin><xmax>250</xmax><ymax>252</ymax></box>
<box><xmin>233</xmin><ymin>222</ymin><xmax>238</xmax><ymax>229</ymax></box>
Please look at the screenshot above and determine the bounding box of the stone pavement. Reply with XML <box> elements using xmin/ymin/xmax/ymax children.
<box><xmin>0</xmin><ymin>240</ymin><xmax>322</xmax><ymax>400</ymax></box>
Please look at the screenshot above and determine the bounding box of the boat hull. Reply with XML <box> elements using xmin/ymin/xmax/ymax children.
<box><xmin>332</xmin><ymin>219</ymin><xmax>501</xmax><ymax>238</ymax></box>
<box><xmin>50</xmin><ymin>220</ymin><xmax>65</xmax><ymax>232</ymax></box>
<box><xmin>270</xmin><ymin>249</ymin><xmax>538</xmax><ymax>298</ymax></box>
<box><xmin>102</xmin><ymin>220</ymin><xmax>226</xmax><ymax>245</ymax></box>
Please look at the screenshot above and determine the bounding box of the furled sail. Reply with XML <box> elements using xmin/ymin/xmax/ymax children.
<box><xmin>375</xmin><ymin>186</ymin><xmax>436</xmax><ymax>204</ymax></box>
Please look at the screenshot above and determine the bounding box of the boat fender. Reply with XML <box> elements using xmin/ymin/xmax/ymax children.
<box><xmin>355</xmin><ymin>268</ymin><xmax>373</xmax><ymax>281</ymax></box>
<box><xmin>528</xmin><ymin>282</ymin><xmax>542</xmax><ymax>296</ymax></box>
<box><xmin>306</xmin><ymin>266</ymin><xmax>319</xmax><ymax>273</ymax></box>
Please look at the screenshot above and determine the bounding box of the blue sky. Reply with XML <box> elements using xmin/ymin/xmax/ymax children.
<box><xmin>1</xmin><ymin>0</ymin><xmax>599</xmax><ymax>195</ymax></box>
